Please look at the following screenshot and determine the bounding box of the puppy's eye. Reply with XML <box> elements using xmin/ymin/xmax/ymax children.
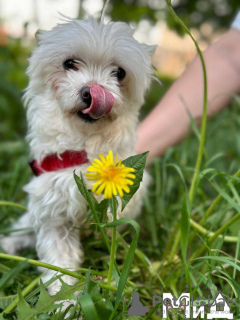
<box><xmin>63</xmin><ymin>59</ymin><xmax>78</xmax><ymax>71</ymax></box>
<box><xmin>112</xmin><ymin>67</ymin><xmax>126</xmax><ymax>81</ymax></box>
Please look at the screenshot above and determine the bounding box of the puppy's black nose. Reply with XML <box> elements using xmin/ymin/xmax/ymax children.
<box><xmin>80</xmin><ymin>87</ymin><xmax>92</xmax><ymax>108</ymax></box>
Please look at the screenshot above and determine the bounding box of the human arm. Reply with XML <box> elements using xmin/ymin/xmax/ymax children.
<box><xmin>136</xmin><ymin>27</ymin><xmax>240</xmax><ymax>162</ymax></box>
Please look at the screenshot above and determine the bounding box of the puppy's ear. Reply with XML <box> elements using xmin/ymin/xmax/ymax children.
<box><xmin>141</xmin><ymin>44</ymin><xmax>157</xmax><ymax>56</ymax></box>
<box><xmin>35</xmin><ymin>29</ymin><xmax>46</xmax><ymax>46</ymax></box>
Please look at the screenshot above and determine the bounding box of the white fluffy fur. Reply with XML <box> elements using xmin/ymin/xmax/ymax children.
<box><xmin>0</xmin><ymin>16</ymin><xmax>155</xmax><ymax>295</ymax></box>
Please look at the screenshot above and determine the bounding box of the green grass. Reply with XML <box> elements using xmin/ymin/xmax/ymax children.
<box><xmin>1</xmin><ymin>9</ymin><xmax>240</xmax><ymax>320</ymax></box>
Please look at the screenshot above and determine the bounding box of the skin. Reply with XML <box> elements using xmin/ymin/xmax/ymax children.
<box><xmin>136</xmin><ymin>28</ymin><xmax>240</xmax><ymax>163</ymax></box>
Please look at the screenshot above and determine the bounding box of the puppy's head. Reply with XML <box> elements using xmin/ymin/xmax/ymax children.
<box><xmin>25</xmin><ymin>17</ymin><xmax>155</xmax><ymax>125</ymax></box>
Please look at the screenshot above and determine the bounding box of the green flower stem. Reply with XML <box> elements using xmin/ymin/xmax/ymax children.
<box><xmin>200</xmin><ymin>195</ymin><xmax>223</xmax><ymax>225</ymax></box>
<box><xmin>166</xmin><ymin>2</ymin><xmax>208</xmax><ymax>202</ymax></box>
<box><xmin>79</xmin><ymin>173</ymin><xmax>120</xmax><ymax>275</ymax></box>
<box><xmin>166</xmin><ymin>0</ymin><xmax>208</xmax><ymax>262</ymax></box>
<box><xmin>168</xmin><ymin>230</ymin><xmax>181</xmax><ymax>262</ymax></box>
<box><xmin>89</xmin><ymin>207</ymin><xmax>111</xmax><ymax>253</ymax></box>
<box><xmin>188</xmin><ymin>169</ymin><xmax>240</xmax><ymax>246</ymax></box>
<box><xmin>190</xmin><ymin>218</ymin><xmax>238</xmax><ymax>243</ymax></box>
<box><xmin>0</xmin><ymin>253</ymin><xmax>85</xmax><ymax>280</ymax></box>
<box><xmin>0</xmin><ymin>201</ymin><xmax>27</xmax><ymax>211</ymax></box>
<box><xmin>3</xmin><ymin>275</ymin><xmax>42</xmax><ymax>314</ymax></box>
<box><xmin>0</xmin><ymin>253</ymin><xmax>117</xmax><ymax>292</ymax></box>
<box><xmin>190</xmin><ymin>213</ymin><xmax>240</xmax><ymax>260</ymax></box>
<box><xmin>107</xmin><ymin>197</ymin><xmax>117</xmax><ymax>286</ymax></box>
<box><xmin>81</xmin><ymin>176</ymin><xmax>111</xmax><ymax>252</ymax></box>
<box><xmin>76</xmin><ymin>268</ymin><xmax>108</xmax><ymax>276</ymax></box>
<box><xmin>162</xmin><ymin>222</ymin><xmax>179</xmax><ymax>261</ymax></box>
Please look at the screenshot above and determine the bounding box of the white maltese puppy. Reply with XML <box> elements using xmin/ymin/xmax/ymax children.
<box><xmin>1</xmin><ymin>15</ymin><xmax>155</xmax><ymax>295</ymax></box>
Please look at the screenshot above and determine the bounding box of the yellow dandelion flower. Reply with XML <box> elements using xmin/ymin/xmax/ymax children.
<box><xmin>85</xmin><ymin>150</ymin><xmax>136</xmax><ymax>199</ymax></box>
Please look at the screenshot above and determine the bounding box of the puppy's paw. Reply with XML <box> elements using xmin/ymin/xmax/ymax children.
<box><xmin>46</xmin><ymin>280</ymin><xmax>79</xmax><ymax>318</ymax></box>
<box><xmin>0</xmin><ymin>232</ymin><xmax>35</xmax><ymax>255</ymax></box>
<box><xmin>44</xmin><ymin>275</ymin><xmax>78</xmax><ymax>296</ymax></box>
<box><xmin>42</xmin><ymin>273</ymin><xmax>81</xmax><ymax>318</ymax></box>
<box><xmin>0</xmin><ymin>236</ymin><xmax>18</xmax><ymax>255</ymax></box>
<box><xmin>47</xmin><ymin>282</ymin><xmax>62</xmax><ymax>297</ymax></box>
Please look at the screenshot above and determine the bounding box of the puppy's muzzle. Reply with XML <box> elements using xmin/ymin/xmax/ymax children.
<box><xmin>79</xmin><ymin>84</ymin><xmax>114</xmax><ymax>120</ymax></box>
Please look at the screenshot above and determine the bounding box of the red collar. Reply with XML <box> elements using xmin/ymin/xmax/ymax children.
<box><xmin>29</xmin><ymin>150</ymin><xmax>89</xmax><ymax>176</ymax></box>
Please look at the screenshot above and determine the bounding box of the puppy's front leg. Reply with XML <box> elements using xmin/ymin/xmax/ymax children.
<box><xmin>36</xmin><ymin>220</ymin><xmax>83</xmax><ymax>296</ymax></box>
<box><xmin>0</xmin><ymin>211</ymin><xmax>36</xmax><ymax>255</ymax></box>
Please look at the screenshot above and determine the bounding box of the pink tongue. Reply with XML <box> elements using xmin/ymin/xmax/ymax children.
<box><xmin>81</xmin><ymin>84</ymin><xmax>114</xmax><ymax>119</ymax></box>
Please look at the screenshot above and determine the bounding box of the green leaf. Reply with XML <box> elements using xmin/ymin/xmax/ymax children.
<box><xmin>53</xmin><ymin>280</ymin><xmax>78</xmax><ymax>303</ymax></box>
<box><xmin>0</xmin><ymin>261</ymin><xmax>27</xmax><ymax>290</ymax></box>
<box><xmin>115</xmin><ymin>219</ymin><xmax>140</xmax><ymax>306</ymax></box>
<box><xmin>79</xmin><ymin>294</ymin><xmax>100</xmax><ymax>320</ymax></box>
<box><xmin>34</xmin><ymin>280</ymin><xmax>60</xmax><ymax>314</ymax></box>
<box><xmin>135</xmin><ymin>248</ymin><xmax>165</xmax><ymax>287</ymax></box>
<box><xmin>96</xmin><ymin>199</ymin><xmax>110</xmax><ymax>223</ymax></box>
<box><xmin>74</xmin><ymin>172</ymin><xmax>98</xmax><ymax>209</ymax></box>
<box><xmin>0</xmin><ymin>294</ymin><xmax>17</xmax><ymax>309</ymax></box>
<box><xmin>82</xmin><ymin>270</ymin><xmax>113</xmax><ymax>320</ymax></box>
<box><xmin>209</xmin><ymin>264</ymin><xmax>240</xmax><ymax>295</ymax></box>
<box><xmin>194</xmin><ymin>256</ymin><xmax>240</xmax><ymax>272</ymax></box>
<box><xmin>97</xmin><ymin>218</ymin><xmax>140</xmax><ymax>306</ymax></box>
<box><xmin>210</xmin><ymin>180</ymin><xmax>240</xmax><ymax>212</ymax></box>
<box><xmin>16</xmin><ymin>279</ymin><xmax>84</xmax><ymax>320</ymax></box>
<box><xmin>58</xmin><ymin>303</ymin><xmax>75</xmax><ymax>320</ymax></box>
<box><xmin>191</xmin><ymin>268</ymin><xmax>218</xmax><ymax>297</ymax></box>
<box><xmin>17</xmin><ymin>284</ymin><xmax>33</xmax><ymax>320</ymax></box>
<box><xmin>121</xmin><ymin>152</ymin><xmax>148</xmax><ymax>211</ymax></box>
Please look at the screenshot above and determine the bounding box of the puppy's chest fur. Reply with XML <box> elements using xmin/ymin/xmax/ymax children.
<box><xmin>25</xmin><ymin>106</ymin><xmax>138</xmax><ymax>227</ymax></box>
